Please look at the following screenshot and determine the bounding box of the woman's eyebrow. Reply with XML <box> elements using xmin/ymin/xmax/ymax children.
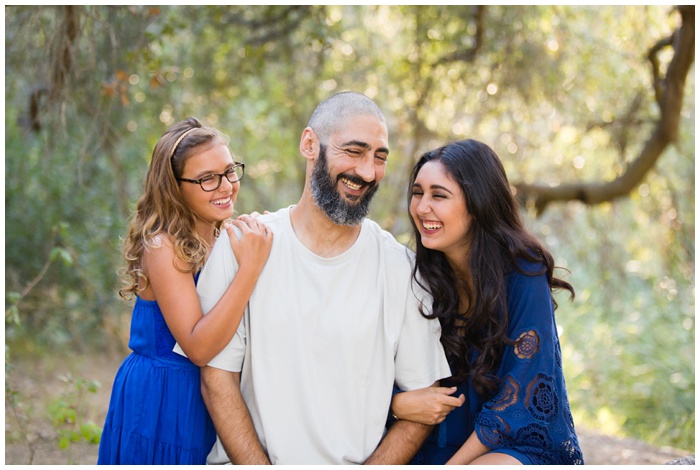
<box><xmin>413</xmin><ymin>182</ymin><xmax>454</xmax><ymax>194</ymax></box>
<box><xmin>430</xmin><ymin>184</ymin><xmax>454</xmax><ymax>194</ymax></box>
<box><xmin>192</xmin><ymin>163</ymin><xmax>234</xmax><ymax>179</ymax></box>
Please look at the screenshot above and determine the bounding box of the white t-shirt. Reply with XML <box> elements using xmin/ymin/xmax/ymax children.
<box><xmin>186</xmin><ymin>207</ymin><xmax>450</xmax><ymax>464</ymax></box>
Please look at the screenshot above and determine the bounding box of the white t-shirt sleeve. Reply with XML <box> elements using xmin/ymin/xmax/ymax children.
<box><xmin>173</xmin><ymin>228</ymin><xmax>247</xmax><ymax>372</ymax></box>
<box><xmin>394</xmin><ymin>276</ymin><xmax>451</xmax><ymax>391</ymax></box>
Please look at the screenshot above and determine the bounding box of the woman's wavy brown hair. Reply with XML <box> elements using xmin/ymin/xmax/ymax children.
<box><xmin>408</xmin><ymin>139</ymin><xmax>574</xmax><ymax>397</ymax></box>
<box><xmin>118</xmin><ymin>117</ymin><xmax>227</xmax><ymax>300</ymax></box>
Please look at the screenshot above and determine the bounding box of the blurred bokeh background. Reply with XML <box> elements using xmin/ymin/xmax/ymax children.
<box><xmin>5</xmin><ymin>5</ymin><xmax>694</xmax><ymax>463</ymax></box>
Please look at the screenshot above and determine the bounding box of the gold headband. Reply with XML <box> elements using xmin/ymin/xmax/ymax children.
<box><xmin>169</xmin><ymin>127</ymin><xmax>198</xmax><ymax>159</ymax></box>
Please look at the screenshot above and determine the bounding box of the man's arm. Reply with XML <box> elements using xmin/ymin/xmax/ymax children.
<box><xmin>363</xmin><ymin>379</ymin><xmax>442</xmax><ymax>464</ymax></box>
<box><xmin>200</xmin><ymin>366</ymin><xmax>270</xmax><ymax>464</ymax></box>
<box><xmin>363</xmin><ymin>418</ymin><xmax>433</xmax><ymax>465</ymax></box>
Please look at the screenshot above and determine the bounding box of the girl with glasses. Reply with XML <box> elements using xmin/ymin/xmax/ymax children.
<box><xmin>98</xmin><ymin>117</ymin><xmax>272</xmax><ymax>464</ymax></box>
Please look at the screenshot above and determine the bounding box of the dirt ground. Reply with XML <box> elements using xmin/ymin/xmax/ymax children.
<box><xmin>4</xmin><ymin>348</ymin><xmax>694</xmax><ymax>465</ymax></box>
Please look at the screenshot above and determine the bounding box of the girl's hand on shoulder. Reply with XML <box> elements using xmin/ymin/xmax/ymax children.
<box><xmin>225</xmin><ymin>217</ymin><xmax>272</xmax><ymax>273</ymax></box>
<box><xmin>240</xmin><ymin>210</ymin><xmax>269</xmax><ymax>218</ymax></box>
<box><xmin>391</xmin><ymin>386</ymin><xmax>465</xmax><ymax>426</ymax></box>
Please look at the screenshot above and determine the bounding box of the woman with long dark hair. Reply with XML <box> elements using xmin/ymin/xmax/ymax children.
<box><xmin>390</xmin><ymin>139</ymin><xmax>583</xmax><ymax>465</ymax></box>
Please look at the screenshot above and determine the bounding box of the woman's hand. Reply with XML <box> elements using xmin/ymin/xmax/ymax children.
<box><xmin>391</xmin><ymin>386</ymin><xmax>465</xmax><ymax>426</ymax></box>
<box><xmin>225</xmin><ymin>216</ymin><xmax>273</xmax><ymax>274</ymax></box>
<box><xmin>242</xmin><ymin>211</ymin><xmax>269</xmax><ymax>218</ymax></box>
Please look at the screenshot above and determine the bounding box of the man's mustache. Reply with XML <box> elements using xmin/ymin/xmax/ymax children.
<box><xmin>337</xmin><ymin>173</ymin><xmax>376</xmax><ymax>189</ymax></box>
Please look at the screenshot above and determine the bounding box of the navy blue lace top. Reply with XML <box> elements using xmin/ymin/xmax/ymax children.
<box><xmin>409</xmin><ymin>259</ymin><xmax>584</xmax><ymax>465</ymax></box>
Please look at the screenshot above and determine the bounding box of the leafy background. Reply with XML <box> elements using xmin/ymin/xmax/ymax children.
<box><xmin>5</xmin><ymin>5</ymin><xmax>694</xmax><ymax>459</ymax></box>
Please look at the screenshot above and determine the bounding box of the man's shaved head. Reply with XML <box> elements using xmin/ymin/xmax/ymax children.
<box><xmin>307</xmin><ymin>91</ymin><xmax>386</xmax><ymax>143</ymax></box>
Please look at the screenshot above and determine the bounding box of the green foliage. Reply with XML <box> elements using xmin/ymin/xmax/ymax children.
<box><xmin>525</xmin><ymin>117</ymin><xmax>695</xmax><ymax>450</ymax></box>
<box><xmin>537</xmin><ymin>195</ymin><xmax>695</xmax><ymax>450</ymax></box>
<box><xmin>4</xmin><ymin>5</ymin><xmax>694</xmax><ymax>453</ymax></box>
<box><xmin>47</xmin><ymin>374</ymin><xmax>102</xmax><ymax>463</ymax></box>
<box><xmin>5</xmin><ymin>345</ymin><xmax>37</xmax><ymax>464</ymax></box>
<box><xmin>6</xmin><ymin>292</ymin><xmax>21</xmax><ymax>326</ymax></box>
<box><xmin>5</xmin><ymin>220</ymin><xmax>84</xmax><ymax>463</ymax></box>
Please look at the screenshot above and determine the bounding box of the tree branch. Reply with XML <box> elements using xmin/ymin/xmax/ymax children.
<box><xmin>514</xmin><ymin>6</ymin><xmax>695</xmax><ymax>215</ymax></box>
<box><xmin>50</xmin><ymin>5</ymin><xmax>79</xmax><ymax>102</ymax></box>
<box><xmin>224</xmin><ymin>6</ymin><xmax>311</xmax><ymax>47</ymax></box>
<box><xmin>648</xmin><ymin>34</ymin><xmax>675</xmax><ymax>107</ymax></box>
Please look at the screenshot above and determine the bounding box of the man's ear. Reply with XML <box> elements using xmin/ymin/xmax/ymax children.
<box><xmin>299</xmin><ymin>127</ymin><xmax>318</xmax><ymax>161</ymax></box>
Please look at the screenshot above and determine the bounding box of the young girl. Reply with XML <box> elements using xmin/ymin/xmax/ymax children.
<box><xmin>98</xmin><ymin>117</ymin><xmax>273</xmax><ymax>464</ymax></box>
<box><xmin>391</xmin><ymin>139</ymin><xmax>583</xmax><ymax>465</ymax></box>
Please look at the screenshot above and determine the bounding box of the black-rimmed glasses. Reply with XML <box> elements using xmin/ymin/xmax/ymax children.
<box><xmin>177</xmin><ymin>163</ymin><xmax>245</xmax><ymax>192</ymax></box>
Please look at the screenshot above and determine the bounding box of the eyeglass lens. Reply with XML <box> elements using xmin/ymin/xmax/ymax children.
<box><xmin>200</xmin><ymin>166</ymin><xmax>244</xmax><ymax>191</ymax></box>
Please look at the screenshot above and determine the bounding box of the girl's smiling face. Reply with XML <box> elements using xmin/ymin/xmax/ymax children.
<box><xmin>410</xmin><ymin>160</ymin><xmax>471</xmax><ymax>264</ymax></box>
<box><xmin>179</xmin><ymin>143</ymin><xmax>238</xmax><ymax>235</ymax></box>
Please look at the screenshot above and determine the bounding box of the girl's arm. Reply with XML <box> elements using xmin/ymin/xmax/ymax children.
<box><xmin>391</xmin><ymin>386</ymin><xmax>465</xmax><ymax>426</ymax></box>
<box><xmin>144</xmin><ymin>217</ymin><xmax>272</xmax><ymax>366</ymax></box>
<box><xmin>445</xmin><ymin>431</ymin><xmax>489</xmax><ymax>464</ymax></box>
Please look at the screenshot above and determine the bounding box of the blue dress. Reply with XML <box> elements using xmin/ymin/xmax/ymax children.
<box><xmin>408</xmin><ymin>260</ymin><xmax>584</xmax><ymax>465</ymax></box>
<box><xmin>98</xmin><ymin>294</ymin><xmax>216</xmax><ymax>464</ymax></box>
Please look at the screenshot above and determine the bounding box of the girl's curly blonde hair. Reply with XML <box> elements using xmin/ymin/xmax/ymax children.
<box><xmin>118</xmin><ymin>117</ymin><xmax>228</xmax><ymax>300</ymax></box>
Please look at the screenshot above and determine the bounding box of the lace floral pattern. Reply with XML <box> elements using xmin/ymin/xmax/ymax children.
<box><xmin>475</xmin><ymin>413</ymin><xmax>511</xmax><ymax>448</ymax></box>
<box><xmin>516</xmin><ymin>422</ymin><xmax>553</xmax><ymax>449</ymax></box>
<box><xmin>417</xmin><ymin>266</ymin><xmax>583</xmax><ymax>465</ymax></box>
<box><xmin>525</xmin><ymin>373</ymin><xmax>559</xmax><ymax>422</ymax></box>
<box><xmin>514</xmin><ymin>330</ymin><xmax>540</xmax><ymax>359</ymax></box>
<box><xmin>486</xmin><ymin>375</ymin><xmax>520</xmax><ymax>412</ymax></box>
<box><xmin>561</xmin><ymin>438</ymin><xmax>585</xmax><ymax>464</ymax></box>
<box><xmin>473</xmin><ymin>320</ymin><xmax>581</xmax><ymax>463</ymax></box>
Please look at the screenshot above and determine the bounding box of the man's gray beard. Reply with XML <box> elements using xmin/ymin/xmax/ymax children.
<box><xmin>310</xmin><ymin>146</ymin><xmax>379</xmax><ymax>226</ymax></box>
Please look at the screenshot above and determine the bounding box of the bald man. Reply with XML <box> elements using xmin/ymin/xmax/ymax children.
<box><xmin>195</xmin><ymin>92</ymin><xmax>450</xmax><ymax>464</ymax></box>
